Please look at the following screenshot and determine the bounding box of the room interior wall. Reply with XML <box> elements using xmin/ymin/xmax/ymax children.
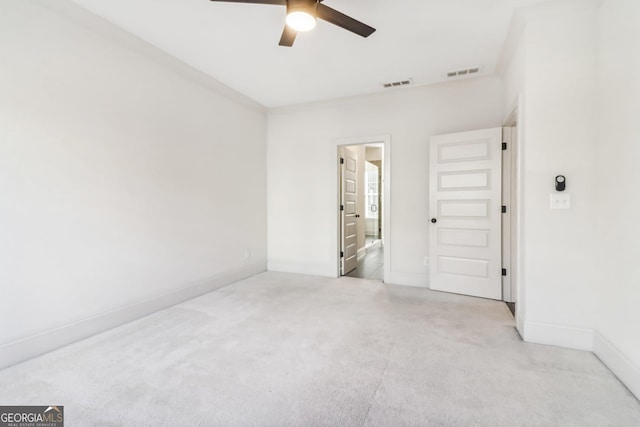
<box><xmin>499</xmin><ymin>0</ymin><xmax>639</xmax><ymax>399</ymax></box>
<box><xmin>500</xmin><ymin>21</ymin><xmax>527</xmax><ymax>332</ymax></box>
<box><xmin>522</xmin><ymin>2</ymin><xmax>600</xmax><ymax>350</ymax></box>
<box><xmin>499</xmin><ymin>0</ymin><xmax>600</xmax><ymax>351</ymax></box>
<box><xmin>594</xmin><ymin>0</ymin><xmax>640</xmax><ymax>399</ymax></box>
<box><xmin>0</xmin><ymin>0</ymin><xmax>267</xmax><ymax>368</ymax></box>
<box><xmin>4</xmin><ymin>0</ymin><xmax>635</xmax><ymax>398</ymax></box>
<box><xmin>366</xmin><ymin>147</ymin><xmax>382</xmax><ymax>162</ymax></box>
<box><xmin>267</xmin><ymin>77</ymin><xmax>503</xmax><ymax>285</ymax></box>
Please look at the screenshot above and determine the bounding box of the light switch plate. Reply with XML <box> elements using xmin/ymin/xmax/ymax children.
<box><xmin>550</xmin><ymin>193</ymin><xmax>571</xmax><ymax>209</ymax></box>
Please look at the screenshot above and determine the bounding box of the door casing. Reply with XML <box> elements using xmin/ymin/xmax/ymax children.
<box><xmin>336</xmin><ymin>135</ymin><xmax>391</xmax><ymax>282</ymax></box>
<box><xmin>503</xmin><ymin>105</ymin><xmax>521</xmax><ymax>306</ymax></box>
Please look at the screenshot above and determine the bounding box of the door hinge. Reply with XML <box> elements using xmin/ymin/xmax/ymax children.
<box><xmin>502</xmin><ymin>268</ymin><xmax>507</xmax><ymax>276</ymax></box>
<box><xmin>340</xmin><ymin>251</ymin><xmax>344</xmax><ymax>258</ymax></box>
<box><xmin>340</xmin><ymin>205</ymin><xmax>344</xmax><ymax>211</ymax></box>
<box><xmin>340</xmin><ymin>157</ymin><xmax>344</xmax><ymax>164</ymax></box>
<box><xmin>502</xmin><ymin>205</ymin><xmax>507</xmax><ymax>213</ymax></box>
<box><xmin>502</xmin><ymin>142</ymin><xmax>507</xmax><ymax>150</ymax></box>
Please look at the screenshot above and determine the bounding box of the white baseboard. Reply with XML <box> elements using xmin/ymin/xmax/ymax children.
<box><xmin>267</xmin><ymin>260</ymin><xmax>334</xmax><ymax>278</ymax></box>
<box><xmin>0</xmin><ymin>261</ymin><xmax>266</xmax><ymax>370</ymax></box>
<box><xmin>523</xmin><ymin>320</ymin><xmax>593</xmax><ymax>351</ymax></box>
<box><xmin>385</xmin><ymin>270</ymin><xmax>429</xmax><ymax>288</ymax></box>
<box><xmin>357</xmin><ymin>247</ymin><xmax>366</xmax><ymax>261</ymax></box>
<box><xmin>593</xmin><ymin>331</ymin><xmax>640</xmax><ymax>400</ymax></box>
<box><xmin>516</xmin><ymin>315</ymin><xmax>525</xmax><ymax>339</ymax></box>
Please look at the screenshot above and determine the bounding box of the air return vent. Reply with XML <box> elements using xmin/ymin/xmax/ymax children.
<box><xmin>447</xmin><ymin>66</ymin><xmax>481</xmax><ymax>79</ymax></box>
<box><xmin>382</xmin><ymin>78</ymin><xmax>414</xmax><ymax>89</ymax></box>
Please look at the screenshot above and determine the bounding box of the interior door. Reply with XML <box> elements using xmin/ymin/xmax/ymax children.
<box><xmin>341</xmin><ymin>147</ymin><xmax>358</xmax><ymax>275</ymax></box>
<box><xmin>429</xmin><ymin>128</ymin><xmax>502</xmax><ymax>300</ymax></box>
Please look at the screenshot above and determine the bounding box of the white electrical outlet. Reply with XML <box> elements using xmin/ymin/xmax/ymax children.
<box><xmin>424</xmin><ymin>256</ymin><xmax>429</xmax><ymax>266</ymax></box>
<box><xmin>550</xmin><ymin>193</ymin><xmax>571</xmax><ymax>210</ymax></box>
<box><xmin>244</xmin><ymin>249</ymin><xmax>251</xmax><ymax>262</ymax></box>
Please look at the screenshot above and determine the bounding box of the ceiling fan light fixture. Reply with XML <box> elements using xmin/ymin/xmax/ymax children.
<box><xmin>285</xmin><ymin>0</ymin><xmax>318</xmax><ymax>32</ymax></box>
<box><xmin>208</xmin><ymin>0</ymin><xmax>376</xmax><ymax>47</ymax></box>
<box><xmin>286</xmin><ymin>11</ymin><xmax>316</xmax><ymax>31</ymax></box>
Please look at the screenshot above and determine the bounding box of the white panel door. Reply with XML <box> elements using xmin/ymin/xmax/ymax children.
<box><xmin>429</xmin><ymin>128</ymin><xmax>502</xmax><ymax>300</ymax></box>
<box><xmin>341</xmin><ymin>147</ymin><xmax>358</xmax><ymax>275</ymax></box>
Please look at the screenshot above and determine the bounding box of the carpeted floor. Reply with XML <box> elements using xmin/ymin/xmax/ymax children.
<box><xmin>1</xmin><ymin>272</ymin><xmax>639</xmax><ymax>426</ymax></box>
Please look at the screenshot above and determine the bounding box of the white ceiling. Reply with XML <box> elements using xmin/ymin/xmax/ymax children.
<box><xmin>71</xmin><ymin>0</ymin><xmax>546</xmax><ymax>107</ymax></box>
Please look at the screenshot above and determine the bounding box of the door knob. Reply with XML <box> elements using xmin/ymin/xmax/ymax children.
<box><xmin>431</xmin><ymin>218</ymin><xmax>437</xmax><ymax>223</ymax></box>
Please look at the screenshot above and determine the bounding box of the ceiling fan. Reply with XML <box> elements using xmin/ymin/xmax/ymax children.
<box><xmin>208</xmin><ymin>0</ymin><xmax>376</xmax><ymax>47</ymax></box>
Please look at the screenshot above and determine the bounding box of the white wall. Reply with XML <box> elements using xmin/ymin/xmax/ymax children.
<box><xmin>499</xmin><ymin>0</ymin><xmax>640</xmax><ymax>398</ymax></box>
<box><xmin>500</xmin><ymin>17</ymin><xmax>528</xmax><ymax>328</ymax></box>
<box><xmin>0</xmin><ymin>0</ymin><xmax>267</xmax><ymax>367</ymax></box>
<box><xmin>595</xmin><ymin>0</ymin><xmax>640</xmax><ymax>398</ymax></box>
<box><xmin>267</xmin><ymin>77</ymin><xmax>503</xmax><ymax>285</ymax></box>
<box><xmin>523</xmin><ymin>4</ymin><xmax>600</xmax><ymax>348</ymax></box>
<box><xmin>499</xmin><ymin>1</ymin><xmax>601</xmax><ymax>350</ymax></box>
<box><xmin>366</xmin><ymin>147</ymin><xmax>382</xmax><ymax>162</ymax></box>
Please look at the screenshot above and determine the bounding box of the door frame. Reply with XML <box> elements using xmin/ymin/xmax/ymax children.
<box><xmin>503</xmin><ymin>103</ymin><xmax>522</xmax><ymax>308</ymax></box>
<box><xmin>336</xmin><ymin>135</ymin><xmax>391</xmax><ymax>282</ymax></box>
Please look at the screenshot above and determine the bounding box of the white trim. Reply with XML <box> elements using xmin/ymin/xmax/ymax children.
<box><xmin>268</xmin><ymin>77</ymin><xmax>498</xmax><ymax>114</ymax></box>
<box><xmin>382</xmin><ymin>138</ymin><xmax>391</xmax><ymax>285</ymax></box>
<box><xmin>365</xmin><ymin>239</ymin><xmax>382</xmax><ymax>250</ymax></box>
<box><xmin>386</xmin><ymin>271</ymin><xmax>429</xmax><ymax>288</ymax></box>
<box><xmin>0</xmin><ymin>261</ymin><xmax>266</xmax><ymax>370</ymax></box>
<box><xmin>268</xmin><ymin>261</ymin><xmax>332</xmax><ymax>278</ymax></box>
<box><xmin>501</xmin><ymin>127</ymin><xmax>513</xmax><ymax>302</ymax></box>
<box><xmin>357</xmin><ymin>247</ymin><xmax>367</xmax><ymax>261</ymax></box>
<box><xmin>502</xmin><ymin>104</ymin><xmax>520</xmax><ymax>306</ymax></box>
<box><xmin>507</xmin><ymin>94</ymin><xmax>526</xmax><ymax>323</ymax></box>
<box><xmin>523</xmin><ymin>320</ymin><xmax>593</xmax><ymax>351</ymax></box>
<box><xmin>593</xmin><ymin>331</ymin><xmax>640</xmax><ymax>400</ymax></box>
<box><xmin>516</xmin><ymin>315</ymin><xmax>525</xmax><ymax>339</ymax></box>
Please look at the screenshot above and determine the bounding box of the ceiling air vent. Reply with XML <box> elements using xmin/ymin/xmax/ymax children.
<box><xmin>447</xmin><ymin>66</ymin><xmax>481</xmax><ymax>79</ymax></box>
<box><xmin>382</xmin><ymin>78</ymin><xmax>414</xmax><ymax>89</ymax></box>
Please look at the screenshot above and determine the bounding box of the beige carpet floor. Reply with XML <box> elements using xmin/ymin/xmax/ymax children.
<box><xmin>1</xmin><ymin>272</ymin><xmax>639</xmax><ymax>426</ymax></box>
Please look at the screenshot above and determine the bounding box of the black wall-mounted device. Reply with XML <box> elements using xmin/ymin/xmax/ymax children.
<box><xmin>555</xmin><ymin>175</ymin><xmax>566</xmax><ymax>192</ymax></box>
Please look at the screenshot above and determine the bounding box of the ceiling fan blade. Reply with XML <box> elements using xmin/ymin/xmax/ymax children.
<box><xmin>208</xmin><ymin>0</ymin><xmax>285</xmax><ymax>5</ymax></box>
<box><xmin>316</xmin><ymin>3</ymin><xmax>376</xmax><ymax>38</ymax></box>
<box><xmin>279</xmin><ymin>25</ymin><xmax>297</xmax><ymax>47</ymax></box>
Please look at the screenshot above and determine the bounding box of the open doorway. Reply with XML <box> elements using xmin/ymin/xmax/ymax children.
<box><xmin>502</xmin><ymin>107</ymin><xmax>520</xmax><ymax>316</ymax></box>
<box><xmin>337</xmin><ymin>136</ymin><xmax>390</xmax><ymax>282</ymax></box>
<box><xmin>364</xmin><ymin>149</ymin><xmax>383</xmax><ymax>249</ymax></box>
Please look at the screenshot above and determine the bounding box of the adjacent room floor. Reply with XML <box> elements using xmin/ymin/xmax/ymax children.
<box><xmin>345</xmin><ymin>241</ymin><xmax>383</xmax><ymax>281</ymax></box>
<box><xmin>1</xmin><ymin>272</ymin><xmax>639</xmax><ymax>426</ymax></box>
